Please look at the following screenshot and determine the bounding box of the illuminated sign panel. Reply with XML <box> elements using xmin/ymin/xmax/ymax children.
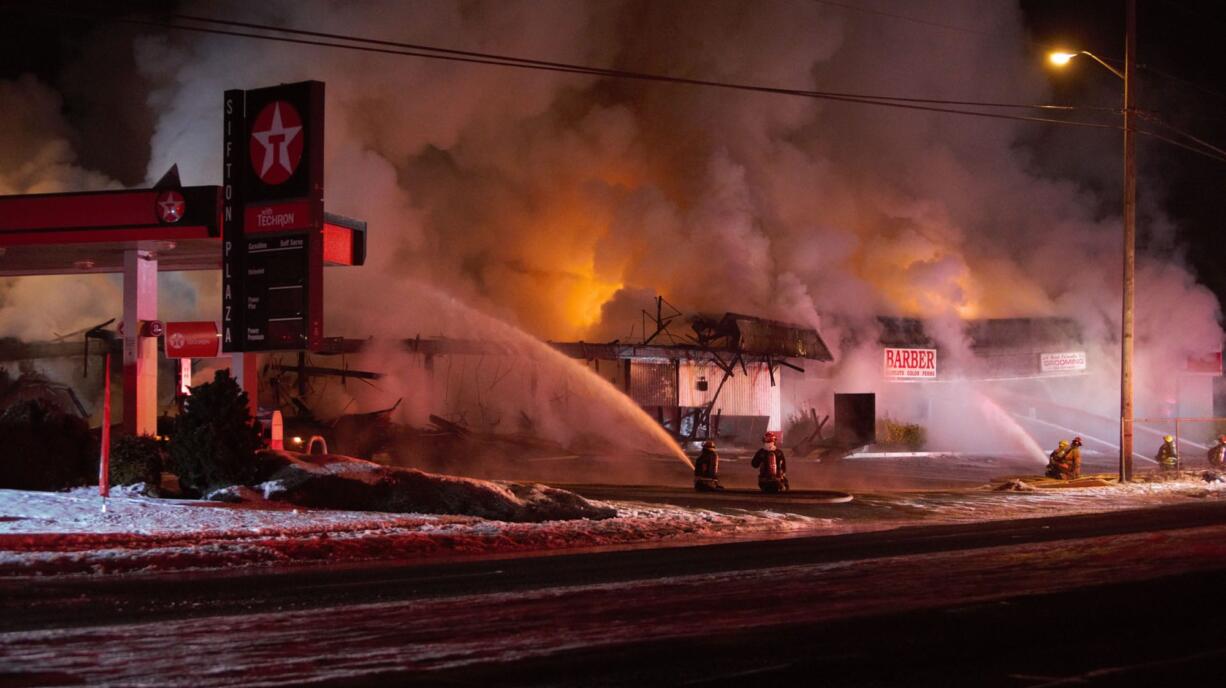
<box><xmin>0</xmin><ymin>187</ymin><xmax>220</xmax><ymax>245</ymax></box>
<box><xmin>165</xmin><ymin>321</ymin><xmax>221</xmax><ymax>359</ymax></box>
<box><xmin>222</xmin><ymin>80</ymin><xmax>325</xmax><ymax>352</ymax></box>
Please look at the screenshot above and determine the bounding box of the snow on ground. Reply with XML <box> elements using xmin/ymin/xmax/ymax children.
<box><xmin>856</xmin><ymin>475</ymin><xmax>1226</xmax><ymax>523</ymax></box>
<box><xmin>6</xmin><ymin>523</ymin><xmax>1226</xmax><ymax>687</ymax></box>
<box><xmin>0</xmin><ymin>487</ymin><xmax>828</xmax><ymax>576</ymax></box>
<box><xmin>2</xmin><ymin>471</ymin><xmax>1224</xmax><ymax>577</ymax></box>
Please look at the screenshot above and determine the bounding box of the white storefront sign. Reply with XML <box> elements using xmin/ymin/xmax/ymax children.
<box><xmin>884</xmin><ymin>348</ymin><xmax>937</xmax><ymax>380</ymax></box>
<box><xmin>1040</xmin><ymin>351</ymin><xmax>1087</xmax><ymax>373</ymax></box>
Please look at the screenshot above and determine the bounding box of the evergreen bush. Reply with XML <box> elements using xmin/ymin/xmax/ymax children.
<box><xmin>169</xmin><ymin>371</ymin><xmax>263</xmax><ymax>493</ymax></box>
<box><xmin>110</xmin><ymin>434</ymin><xmax>165</xmax><ymax>490</ymax></box>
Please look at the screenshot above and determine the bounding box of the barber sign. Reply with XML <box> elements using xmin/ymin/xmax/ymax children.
<box><xmin>884</xmin><ymin>347</ymin><xmax>938</xmax><ymax>380</ymax></box>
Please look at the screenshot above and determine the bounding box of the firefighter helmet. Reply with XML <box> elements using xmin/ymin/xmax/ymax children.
<box><xmin>1072</xmin><ymin>436</ymin><xmax>1083</xmax><ymax>446</ymax></box>
<box><xmin>1164</xmin><ymin>435</ymin><xmax>1174</xmax><ymax>443</ymax></box>
<box><xmin>1058</xmin><ymin>440</ymin><xmax>1070</xmax><ymax>448</ymax></box>
<box><xmin>1219</xmin><ymin>434</ymin><xmax>1226</xmax><ymax>443</ymax></box>
<box><xmin>762</xmin><ymin>431</ymin><xmax>777</xmax><ymax>444</ymax></box>
<box><xmin>702</xmin><ymin>440</ymin><xmax>716</xmax><ymax>449</ymax></box>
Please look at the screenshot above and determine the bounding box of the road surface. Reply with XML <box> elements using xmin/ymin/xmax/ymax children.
<box><xmin>4</xmin><ymin>498</ymin><xmax>1226</xmax><ymax>686</ymax></box>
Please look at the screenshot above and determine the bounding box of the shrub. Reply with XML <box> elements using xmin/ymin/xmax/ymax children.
<box><xmin>876</xmin><ymin>416</ymin><xmax>927</xmax><ymax>451</ymax></box>
<box><xmin>110</xmin><ymin>434</ymin><xmax>166</xmax><ymax>490</ymax></box>
<box><xmin>169</xmin><ymin>371</ymin><xmax>263</xmax><ymax>493</ymax></box>
<box><xmin>0</xmin><ymin>399</ymin><xmax>95</xmax><ymax>490</ymax></box>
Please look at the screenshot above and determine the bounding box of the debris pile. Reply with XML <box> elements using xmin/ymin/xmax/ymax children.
<box><xmin>250</xmin><ymin>451</ymin><xmax>616</xmax><ymax>522</ymax></box>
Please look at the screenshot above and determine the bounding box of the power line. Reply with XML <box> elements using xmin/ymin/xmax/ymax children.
<box><xmin>8</xmin><ymin>7</ymin><xmax>1226</xmax><ymax>166</ymax></box>
<box><xmin>1138</xmin><ymin>127</ymin><xmax>1226</xmax><ymax>165</ymax></box>
<box><xmin>148</xmin><ymin>21</ymin><xmax>1120</xmax><ymax>130</ymax></box>
<box><xmin>1140</xmin><ymin>63</ymin><xmax>1226</xmax><ymax>104</ymax></box>
<box><xmin>1136</xmin><ymin>113</ymin><xmax>1226</xmax><ymax>164</ymax></box>
<box><xmin>2</xmin><ymin>3</ymin><xmax>1121</xmax><ymax>134</ymax></box>
<box><xmin>805</xmin><ymin>1</ymin><xmax>1226</xmax><ymax>167</ymax></box>
<box><xmin>37</xmin><ymin>3</ymin><xmax>1226</xmax><ymax>166</ymax></box>
<box><xmin>168</xmin><ymin>11</ymin><xmax>1108</xmax><ymax>115</ymax></box>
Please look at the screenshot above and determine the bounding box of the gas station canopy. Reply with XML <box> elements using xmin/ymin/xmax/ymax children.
<box><xmin>0</xmin><ymin>80</ymin><xmax>365</xmax><ymax>437</ymax></box>
<box><xmin>0</xmin><ymin>186</ymin><xmax>364</xmax><ymax>276</ymax></box>
<box><xmin>0</xmin><ymin>186</ymin><xmax>223</xmax><ymax>275</ymax></box>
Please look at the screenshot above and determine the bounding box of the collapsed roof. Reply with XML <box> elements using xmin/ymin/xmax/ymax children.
<box><xmin>690</xmin><ymin>313</ymin><xmax>833</xmax><ymax>361</ymax></box>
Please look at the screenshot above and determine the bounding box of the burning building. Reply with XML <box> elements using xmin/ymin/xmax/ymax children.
<box><xmin>3</xmin><ymin>2</ymin><xmax>1225</xmax><ymax>469</ymax></box>
<box><xmin>553</xmin><ymin>312</ymin><xmax>835</xmax><ymax>444</ymax></box>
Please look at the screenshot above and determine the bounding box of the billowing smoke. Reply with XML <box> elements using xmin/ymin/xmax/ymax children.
<box><xmin>2</xmin><ymin>1</ymin><xmax>1221</xmax><ymax>464</ymax></box>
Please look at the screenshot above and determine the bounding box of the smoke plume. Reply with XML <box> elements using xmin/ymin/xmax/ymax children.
<box><xmin>2</xmin><ymin>1</ymin><xmax>1221</xmax><ymax>463</ymax></box>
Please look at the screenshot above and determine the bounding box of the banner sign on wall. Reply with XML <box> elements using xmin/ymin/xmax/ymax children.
<box><xmin>884</xmin><ymin>348</ymin><xmax>938</xmax><ymax>380</ymax></box>
<box><xmin>1186</xmin><ymin>351</ymin><xmax>1223</xmax><ymax>375</ymax></box>
<box><xmin>1040</xmin><ymin>351</ymin><xmax>1087</xmax><ymax>373</ymax></box>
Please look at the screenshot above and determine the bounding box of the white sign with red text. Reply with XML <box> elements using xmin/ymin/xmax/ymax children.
<box><xmin>244</xmin><ymin>199</ymin><xmax>317</xmax><ymax>233</ymax></box>
<box><xmin>884</xmin><ymin>348</ymin><xmax>938</xmax><ymax>380</ymax></box>
<box><xmin>1040</xmin><ymin>351</ymin><xmax>1087</xmax><ymax>373</ymax></box>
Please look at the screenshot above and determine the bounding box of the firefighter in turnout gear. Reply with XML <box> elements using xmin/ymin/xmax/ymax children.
<box><xmin>1156</xmin><ymin>435</ymin><xmax>1180</xmax><ymax>472</ymax></box>
<box><xmin>1209</xmin><ymin>434</ymin><xmax>1226</xmax><ymax>469</ymax></box>
<box><xmin>751</xmin><ymin>431</ymin><xmax>788</xmax><ymax>493</ymax></box>
<box><xmin>1046</xmin><ymin>437</ymin><xmax>1082</xmax><ymax>480</ymax></box>
<box><xmin>693</xmin><ymin>440</ymin><xmax>724</xmax><ymax>491</ymax></box>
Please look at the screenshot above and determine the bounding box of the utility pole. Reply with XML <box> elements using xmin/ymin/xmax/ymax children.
<box><xmin>1120</xmin><ymin>0</ymin><xmax>1137</xmax><ymax>482</ymax></box>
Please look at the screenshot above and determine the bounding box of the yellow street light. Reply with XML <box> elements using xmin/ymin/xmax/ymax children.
<box><xmin>1049</xmin><ymin>51</ymin><xmax>1076</xmax><ymax>66</ymax></box>
<box><xmin>1046</xmin><ymin>50</ymin><xmax>1124</xmax><ymax>80</ymax></box>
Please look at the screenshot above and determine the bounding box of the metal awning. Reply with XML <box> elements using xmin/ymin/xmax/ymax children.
<box><xmin>0</xmin><ymin>186</ymin><xmax>222</xmax><ymax>275</ymax></box>
<box><xmin>0</xmin><ymin>187</ymin><xmax>366</xmax><ymax>275</ymax></box>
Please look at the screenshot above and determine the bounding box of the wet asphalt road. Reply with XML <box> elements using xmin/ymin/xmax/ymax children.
<box><xmin>5</xmin><ymin>499</ymin><xmax>1226</xmax><ymax>686</ymax></box>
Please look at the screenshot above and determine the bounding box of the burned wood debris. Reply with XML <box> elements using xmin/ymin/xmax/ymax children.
<box><xmin>268</xmin><ymin>303</ymin><xmax>835</xmax><ymax>455</ymax></box>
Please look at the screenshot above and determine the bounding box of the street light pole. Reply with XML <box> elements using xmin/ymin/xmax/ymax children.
<box><xmin>1120</xmin><ymin>0</ymin><xmax>1136</xmax><ymax>482</ymax></box>
<box><xmin>1048</xmin><ymin>0</ymin><xmax>1137</xmax><ymax>482</ymax></box>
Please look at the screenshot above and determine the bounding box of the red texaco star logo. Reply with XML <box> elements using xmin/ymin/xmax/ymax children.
<box><xmin>169</xmin><ymin>332</ymin><xmax>186</xmax><ymax>350</ymax></box>
<box><xmin>249</xmin><ymin>100</ymin><xmax>304</xmax><ymax>185</ymax></box>
<box><xmin>155</xmin><ymin>190</ymin><xmax>185</xmax><ymax>223</ymax></box>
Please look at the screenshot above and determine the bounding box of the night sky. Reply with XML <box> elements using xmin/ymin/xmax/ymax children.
<box><xmin>1022</xmin><ymin>0</ymin><xmax>1226</xmax><ymax>313</ymax></box>
<box><xmin>2</xmin><ymin>0</ymin><xmax>1225</xmax><ymax>320</ymax></box>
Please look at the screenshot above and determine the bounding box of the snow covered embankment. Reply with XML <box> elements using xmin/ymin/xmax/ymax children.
<box><xmin>0</xmin><ymin>484</ymin><xmax>826</xmax><ymax>576</ymax></box>
<box><xmin>243</xmin><ymin>451</ymin><xmax>617</xmax><ymax>522</ymax></box>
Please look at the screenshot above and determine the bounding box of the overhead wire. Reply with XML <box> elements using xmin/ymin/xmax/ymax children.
<box><xmin>1153</xmin><ymin>0</ymin><xmax>1226</xmax><ymax>101</ymax></box>
<box><xmin>11</xmin><ymin>4</ymin><xmax>1226</xmax><ymax>163</ymax></box>
<box><xmin>1137</xmin><ymin>127</ymin><xmax>1226</xmax><ymax>164</ymax></box>
<box><xmin>172</xmin><ymin>11</ymin><xmax>1113</xmax><ymax>113</ymax></box>
<box><xmin>1139</xmin><ymin>63</ymin><xmax>1226</xmax><ymax>104</ymax></box>
<box><xmin>2</xmin><ymin>4</ymin><xmax>1120</xmax><ymax>133</ymax></box>
<box><xmin>1136</xmin><ymin>113</ymin><xmax>1226</xmax><ymax>164</ymax></box>
<box><xmin>807</xmin><ymin>1</ymin><xmax>1226</xmax><ymax>164</ymax></box>
<box><xmin>808</xmin><ymin>0</ymin><xmax>1220</xmax><ymax>111</ymax></box>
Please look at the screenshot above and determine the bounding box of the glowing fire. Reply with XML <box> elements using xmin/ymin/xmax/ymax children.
<box><xmin>485</xmin><ymin>196</ymin><xmax>627</xmax><ymax>340</ymax></box>
<box><xmin>858</xmin><ymin>242</ymin><xmax>1055</xmax><ymax>320</ymax></box>
<box><xmin>564</xmin><ymin>272</ymin><xmax>623</xmax><ymax>330</ymax></box>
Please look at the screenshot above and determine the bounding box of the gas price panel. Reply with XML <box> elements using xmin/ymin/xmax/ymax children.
<box><xmin>244</xmin><ymin>232</ymin><xmax>312</xmax><ymax>348</ymax></box>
